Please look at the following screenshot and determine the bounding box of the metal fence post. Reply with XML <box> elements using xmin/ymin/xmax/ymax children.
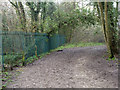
<box><xmin>22</xmin><ymin>32</ymin><xmax>25</xmax><ymax>66</ymax></box>
<box><xmin>0</xmin><ymin>12</ymin><xmax>2</xmax><ymax>89</ymax></box>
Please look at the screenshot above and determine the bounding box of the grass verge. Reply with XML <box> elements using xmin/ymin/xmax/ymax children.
<box><xmin>53</xmin><ymin>42</ymin><xmax>104</xmax><ymax>51</ymax></box>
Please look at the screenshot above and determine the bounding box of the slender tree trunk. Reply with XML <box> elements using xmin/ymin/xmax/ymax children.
<box><xmin>118</xmin><ymin>2</ymin><xmax>120</xmax><ymax>56</ymax></box>
<box><xmin>73</xmin><ymin>0</ymin><xmax>76</xmax><ymax>9</ymax></box>
<box><xmin>18</xmin><ymin>2</ymin><xmax>26</xmax><ymax>32</ymax></box>
<box><xmin>98</xmin><ymin>2</ymin><xmax>107</xmax><ymax>42</ymax></box>
<box><xmin>26</xmin><ymin>2</ymin><xmax>41</xmax><ymax>32</ymax></box>
<box><xmin>104</xmin><ymin>1</ymin><xmax>114</xmax><ymax>58</ymax></box>
<box><xmin>96</xmin><ymin>4</ymin><xmax>100</xmax><ymax>19</ymax></box>
<box><xmin>9</xmin><ymin>1</ymin><xmax>26</xmax><ymax>32</ymax></box>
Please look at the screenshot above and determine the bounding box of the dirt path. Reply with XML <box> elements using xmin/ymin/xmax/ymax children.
<box><xmin>7</xmin><ymin>45</ymin><xmax>118</xmax><ymax>88</ymax></box>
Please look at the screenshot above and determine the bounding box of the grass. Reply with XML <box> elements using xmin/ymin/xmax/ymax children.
<box><xmin>53</xmin><ymin>42</ymin><xmax>104</xmax><ymax>51</ymax></box>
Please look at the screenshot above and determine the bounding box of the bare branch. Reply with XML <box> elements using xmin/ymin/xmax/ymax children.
<box><xmin>8</xmin><ymin>0</ymin><xmax>18</xmax><ymax>9</ymax></box>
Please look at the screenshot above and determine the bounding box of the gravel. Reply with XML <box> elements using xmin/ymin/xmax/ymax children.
<box><xmin>7</xmin><ymin>45</ymin><xmax>118</xmax><ymax>88</ymax></box>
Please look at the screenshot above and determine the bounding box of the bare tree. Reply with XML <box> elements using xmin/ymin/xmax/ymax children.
<box><xmin>9</xmin><ymin>0</ymin><xmax>26</xmax><ymax>32</ymax></box>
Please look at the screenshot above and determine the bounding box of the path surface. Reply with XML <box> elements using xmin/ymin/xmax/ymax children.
<box><xmin>7</xmin><ymin>46</ymin><xmax>118</xmax><ymax>88</ymax></box>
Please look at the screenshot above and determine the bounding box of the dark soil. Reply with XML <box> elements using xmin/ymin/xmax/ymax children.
<box><xmin>7</xmin><ymin>45</ymin><xmax>118</xmax><ymax>88</ymax></box>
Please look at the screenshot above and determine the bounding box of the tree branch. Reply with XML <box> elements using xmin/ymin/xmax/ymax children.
<box><xmin>36</xmin><ymin>2</ymin><xmax>41</xmax><ymax>13</ymax></box>
<box><xmin>8</xmin><ymin>0</ymin><xmax>18</xmax><ymax>8</ymax></box>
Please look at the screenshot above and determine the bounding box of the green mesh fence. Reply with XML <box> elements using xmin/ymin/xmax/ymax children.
<box><xmin>49</xmin><ymin>34</ymin><xmax>66</xmax><ymax>50</ymax></box>
<box><xmin>24</xmin><ymin>33</ymin><xmax>49</xmax><ymax>59</ymax></box>
<box><xmin>2</xmin><ymin>31</ymin><xmax>65</xmax><ymax>69</ymax></box>
<box><xmin>2</xmin><ymin>31</ymin><xmax>24</xmax><ymax>68</ymax></box>
<box><xmin>2</xmin><ymin>31</ymin><xmax>24</xmax><ymax>54</ymax></box>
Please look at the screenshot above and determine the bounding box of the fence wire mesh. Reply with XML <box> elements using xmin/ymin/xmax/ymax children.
<box><xmin>1</xmin><ymin>31</ymin><xmax>65</xmax><ymax>69</ymax></box>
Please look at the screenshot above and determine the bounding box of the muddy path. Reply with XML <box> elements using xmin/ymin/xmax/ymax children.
<box><xmin>7</xmin><ymin>45</ymin><xmax>118</xmax><ymax>88</ymax></box>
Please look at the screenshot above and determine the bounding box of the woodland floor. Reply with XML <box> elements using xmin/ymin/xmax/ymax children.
<box><xmin>7</xmin><ymin>45</ymin><xmax>118</xmax><ymax>88</ymax></box>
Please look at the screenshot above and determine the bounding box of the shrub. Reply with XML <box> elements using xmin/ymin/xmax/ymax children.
<box><xmin>4</xmin><ymin>53</ymin><xmax>23</xmax><ymax>70</ymax></box>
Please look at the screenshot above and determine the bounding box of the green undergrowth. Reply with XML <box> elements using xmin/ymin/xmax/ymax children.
<box><xmin>106</xmin><ymin>57</ymin><xmax>118</xmax><ymax>62</ymax></box>
<box><xmin>52</xmin><ymin>42</ymin><xmax>104</xmax><ymax>51</ymax></box>
<box><xmin>2</xmin><ymin>71</ymin><xmax>12</xmax><ymax>89</ymax></box>
<box><xmin>2</xmin><ymin>52</ymin><xmax>50</xmax><ymax>89</ymax></box>
<box><xmin>25</xmin><ymin>52</ymin><xmax>50</xmax><ymax>65</ymax></box>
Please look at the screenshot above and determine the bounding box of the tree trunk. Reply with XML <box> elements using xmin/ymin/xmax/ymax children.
<box><xmin>26</xmin><ymin>2</ymin><xmax>41</xmax><ymax>32</ymax></box>
<box><xmin>107</xmin><ymin>2</ymin><xmax>118</xmax><ymax>56</ymax></box>
<box><xmin>98</xmin><ymin>2</ymin><xmax>107</xmax><ymax>42</ymax></box>
<box><xmin>9</xmin><ymin>1</ymin><xmax>26</xmax><ymax>32</ymax></box>
<box><xmin>118</xmin><ymin>2</ymin><xmax>120</xmax><ymax>56</ymax></box>
<box><xmin>104</xmin><ymin>1</ymin><xmax>114</xmax><ymax>58</ymax></box>
<box><xmin>18</xmin><ymin>2</ymin><xmax>26</xmax><ymax>32</ymax></box>
<box><xmin>98</xmin><ymin>1</ymin><xmax>118</xmax><ymax>58</ymax></box>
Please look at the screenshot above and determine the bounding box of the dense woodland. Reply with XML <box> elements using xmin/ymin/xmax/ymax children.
<box><xmin>1</xmin><ymin>1</ymin><xmax>120</xmax><ymax>58</ymax></box>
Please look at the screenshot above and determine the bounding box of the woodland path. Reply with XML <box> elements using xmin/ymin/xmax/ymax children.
<box><xmin>7</xmin><ymin>45</ymin><xmax>118</xmax><ymax>88</ymax></box>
